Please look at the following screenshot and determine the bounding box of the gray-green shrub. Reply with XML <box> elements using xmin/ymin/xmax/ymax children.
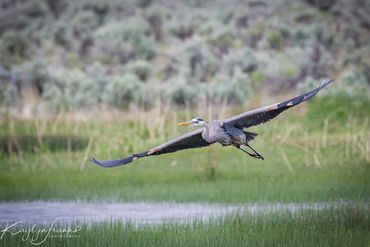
<box><xmin>103</xmin><ymin>73</ymin><xmax>146</xmax><ymax>109</ymax></box>
<box><xmin>43</xmin><ymin>69</ymin><xmax>100</xmax><ymax>109</ymax></box>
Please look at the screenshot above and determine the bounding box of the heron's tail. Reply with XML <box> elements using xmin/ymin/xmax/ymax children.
<box><xmin>244</xmin><ymin>131</ymin><xmax>258</xmax><ymax>142</ymax></box>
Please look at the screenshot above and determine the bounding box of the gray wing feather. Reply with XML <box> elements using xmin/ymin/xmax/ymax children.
<box><xmin>225</xmin><ymin>79</ymin><xmax>334</xmax><ymax>129</ymax></box>
<box><xmin>152</xmin><ymin>129</ymin><xmax>210</xmax><ymax>155</ymax></box>
<box><xmin>90</xmin><ymin>129</ymin><xmax>210</xmax><ymax>168</ymax></box>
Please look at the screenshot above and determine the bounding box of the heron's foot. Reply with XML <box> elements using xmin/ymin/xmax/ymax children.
<box><xmin>237</xmin><ymin>146</ymin><xmax>264</xmax><ymax>160</ymax></box>
<box><xmin>245</xmin><ymin>143</ymin><xmax>264</xmax><ymax>160</ymax></box>
<box><xmin>250</xmin><ymin>153</ymin><xmax>264</xmax><ymax>160</ymax></box>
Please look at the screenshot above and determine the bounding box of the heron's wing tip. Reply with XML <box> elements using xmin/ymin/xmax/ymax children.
<box><xmin>89</xmin><ymin>156</ymin><xmax>132</xmax><ymax>168</ymax></box>
<box><xmin>89</xmin><ymin>157</ymin><xmax>105</xmax><ymax>167</ymax></box>
<box><xmin>321</xmin><ymin>78</ymin><xmax>335</xmax><ymax>88</ymax></box>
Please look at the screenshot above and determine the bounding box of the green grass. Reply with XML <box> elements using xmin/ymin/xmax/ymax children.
<box><xmin>0</xmin><ymin>161</ymin><xmax>369</xmax><ymax>203</ymax></box>
<box><xmin>0</xmin><ymin>107</ymin><xmax>369</xmax><ymax>203</ymax></box>
<box><xmin>2</xmin><ymin>207</ymin><xmax>369</xmax><ymax>246</ymax></box>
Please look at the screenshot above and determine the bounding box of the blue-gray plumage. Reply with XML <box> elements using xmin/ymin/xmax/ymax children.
<box><xmin>91</xmin><ymin>79</ymin><xmax>334</xmax><ymax>168</ymax></box>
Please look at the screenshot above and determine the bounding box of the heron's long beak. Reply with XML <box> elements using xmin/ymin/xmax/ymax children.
<box><xmin>177</xmin><ymin>121</ymin><xmax>192</xmax><ymax>126</ymax></box>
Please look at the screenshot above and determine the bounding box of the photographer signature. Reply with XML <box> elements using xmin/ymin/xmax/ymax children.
<box><xmin>0</xmin><ymin>218</ymin><xmax>81</xmax><ymax>245</ymax></box>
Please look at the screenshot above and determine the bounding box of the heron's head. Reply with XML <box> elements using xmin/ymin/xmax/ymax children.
<box><xmin>177</xmin><ymin>117</ymin><xmax>207</xmax><ymax>127</ymax></box>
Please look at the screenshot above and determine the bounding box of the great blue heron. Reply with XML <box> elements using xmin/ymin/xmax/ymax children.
<box><xmin>91</xmin><ymin>79</ymin><xmax>334</xmax><ymax>168</ymax></box>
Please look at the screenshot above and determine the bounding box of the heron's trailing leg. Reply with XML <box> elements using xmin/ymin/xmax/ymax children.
<box><xmin>245</xmin><ymin>143</ymin><xmax>264</xmax><ymax>160</ymax></box>
<box><xmin>237</xmin><ymin>146</ymin><xmax>263</xmax><ymax>160</ymax></box>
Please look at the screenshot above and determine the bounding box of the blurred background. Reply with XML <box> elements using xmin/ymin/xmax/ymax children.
<box><xmin>0</xmin><ymin>0</ymin><xmax>369</xmax><ymax>115</ymax></box>
<box><xmin>0</xmin><ymin>0</ymin><xmax>369</xmax><ymax>203</ymax></box>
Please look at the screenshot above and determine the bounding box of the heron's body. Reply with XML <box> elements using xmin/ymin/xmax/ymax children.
<box><xmin>91</xmin><ymin>79</ymin><xmax>334</xmax><ymax>168</ymax></box>
<box><xmin>202</xmin><ymin>120</ymin><xmax>253</xmax><ymax>145</ymax></box>
<box><xmin>202</xmin><ymin>120</ymin><xmax>230</xmax><ymax>144</ymax></box>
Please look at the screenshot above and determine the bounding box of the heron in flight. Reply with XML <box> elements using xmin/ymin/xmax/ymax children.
<box><xmin>91</xmin><ymin>79</ymin><xmax>334</xmax><ymax>168</ymax></box>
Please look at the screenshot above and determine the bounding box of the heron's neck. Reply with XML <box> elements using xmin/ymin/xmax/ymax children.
<box><xmin>202</xmin><ymin>124</ymin><xmax>209</xmax><ymax>137</ymax></box>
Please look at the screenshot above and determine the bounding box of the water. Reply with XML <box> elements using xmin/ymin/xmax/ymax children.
<box><xmin>0</xmin><ymin>201</ymin><xmax>363</xmax><ymax>227</ymax></box>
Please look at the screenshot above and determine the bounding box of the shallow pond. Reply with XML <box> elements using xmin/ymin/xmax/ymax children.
<box><xmin>0</xmin><ymin>201</ymin><xmax>364</xmax><ymax>227</ymax></box>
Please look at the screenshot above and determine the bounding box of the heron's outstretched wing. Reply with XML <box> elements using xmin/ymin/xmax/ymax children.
<box><xmin>90</xmin><ymin>129</ymin><xmax>210</xmax><ymax>168</ymax></box>
<box><xmin>224</xmin><ymin>79</ymin><xmax>334</xmax><ymax>129</ymax></box>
